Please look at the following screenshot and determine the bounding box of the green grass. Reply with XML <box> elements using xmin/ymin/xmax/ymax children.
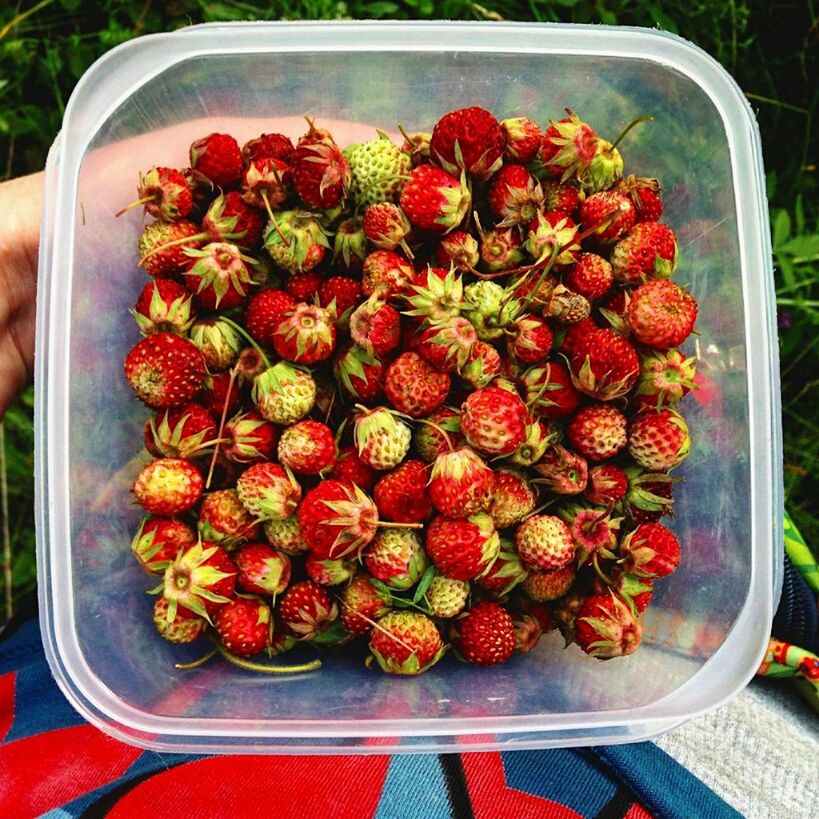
<box><xmin>1</xmin><ymin>0</ymin><xmax>817</xmax><ymax>624</ymax></box>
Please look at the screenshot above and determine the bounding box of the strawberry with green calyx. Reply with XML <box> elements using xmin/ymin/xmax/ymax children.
<box><xmin>234</xmin><ymin>543</ymin><xmax>291</xmax><ymax>596</ymax></box>
<box><xmin>476</xmin><ymin>541</ymin><xmax>529</xmax><ymax>597</ymax></box>
<box><xmin>154</xmin><ymin>596</ymin><xmax>206</xmax><ymax>644</ymax></box>
<box><xmin>522</xmin><ymin>565</ymin><xmax>575</xmax><ymax>603</ymax></box>
<box><xmin>507</xmin><ymin>315</ymin><xmax>553</xmax><ymax>365</ymax></box>
<box><xmin>453</xmin><ymin>601</ymin><xmax>515</xmax><ymax>666</ymax></box>
<box><xmin>462</xmin><ymin>281</ymin><xmax>519</xmax><ymax>341</ymax></box>
<box><xmin>244</xmin><ymin>288</ymin><xmax>296</xmax><ymax>346</ymax></box>
<box><xmin>623</xmin><ymin>465</ymin><xmax>676</xmax><ymax>523</ymax></box>
<box><xmin>138</xmin><ymin>220</ymin><xmax>202</xmax><ymax>277</ymax></box>
<box><xmin>319</xmin><ymin>276</ymin><xmax>363</xmax><ymax>322</ymax></box>
<box><xmin>430</xmin><ymin>106</ymin><xmax>505</xmax><ymax>181</ymax></box>
<box><xmin>501</xmin><ymin>116</ymin><xmax>542</xmax><ymax>164</ymax></box>
<box><xmin>277</xmin><ymin>419</ymin><xmax>336</xmax><ymax>476</ymax></box>
<box><xmin>133</xmin><ymin>279</ymin><xmax>196</xmax><ymax>337</ymax></box>
<box><xmin>400</xmin><ymin>164</ymin><xmax>471</xmax><ymax>234</ymax></box>
<box><xmin>515</xmin><ymin>514</ymin><xmax>575</xmax><ymax>571</ymax></box>
<box><xmin>479</xmin><ymin>225</ymin><xmax>526</xmax><ymax>274</ymax></box>
<box><xmin>263</xmin><ymin>209</ymin><xmax>329</xmax><ymax>274</ymax></box>
<box><xmin>362</xmin><ymin>249</ymin><xmax>415</xmax><ymax>299</ymax></box>
<box><xmin>214</xmin><ymin>595</ymin><xmax>273</xmax><ymax>657</ymax></box>
<box><xmin>367</xmin><ymin>611</ymin><xmax>446</xmax><ymax>676</ymax></box>
<box><xmin>182</xmin><ymin>242</ymin><xmax>258</xmax><ymax>310</ymax></box>
<box><xmin>279</xmin><ymin>580</ymin><xmax>339</xmax><ymax>640</ymax></box>
<box><xmin>236</xmin><ymin>462</ymin><xmax>302</xmax><ymax>521</ymax></box>
<box><xmin>541</xmin><ymin>180</ymin><xmax>582</xmax><ymax>215</ymax></box>
<box><xmin>253</xmin><ymin>361</ymin><xmax>316</xmax><ymax>425</ymax></box>
<box><xmin>585</xmin><ymin>463</ymin><xmax>629</xmax><ymax>507</ymax></box>
<box><xmin>221</xmin><ymin>410</ymin><xmax>278</xmax><ymax>464</ymax></box>
<box><xmin>525</xmin><ymin>211</ymin><xmax>581</xmax><ymax>268</ymax></box>
<box><xmin>488</xmin><ymin>469</ymin><xmax>537</xmax><ymax>528</ymax></box>
<box><xmin>354</xmin><ymin>405</ymin><xmax>412</xmax><ymax>470</ymax></box>
<box><xmin>569</xmin><ymin>326</ymin><xmax>640</xmax><ymax>401</ymax></box>
<box><xmin>364</xmin><ymin>529</ymin><xmax>427</xmax><ymax>590</ymax></box>
<box><xmin>429</xmin><ymin>446</ymin><xmax>495</xmax><ymax>518</ymax></box>
<box><xmin>578</xmin><ymin>190</ymin><xmax>635</xmax><ymax>243</ymax></box>
<box><xmin>592</xmin><ymin>568</ymin><xmax>654</xmax><ymax>616</ymax></box>
<box><xmin>144</xmin><ymin>402</ymin><xmax>218</xmax><ymax>461</ymax></box>
<box><xmin>567</xmin><ymin>403</ymin><xmax>628</xmax><ymax>462</ymax></box>
<box><xmin>426</xmin><ymin>512</ymin><xmax>500</xmax><ymax>581</ymax></box>
<box><xmin>436</xmin><ymin>231</ymin><xmax>480</xmax><ymax>273</ymax></box>
<box><xmin>331</xmin><ymin>445</ymin><xmax>378</xmax><ymax>491</ymax></box>
<box><xmin>398</xmin><ymin>126</ymin><xmax>431</xmax><ymax>165</ymax></box>
<box><xmin>413</xmin><ymin>406</ymin><xmax>463</xmax><ymax>463</ymax></box>
<box><xmin>532</xmin><ymin>444</ymin><xmax>588</xmax><ymax>495</ymax></box>
<box><xmin>416</xmin><ymin>316</ymin><xmax>477</xmax><ymax>374</ymax></box>
<box><xmin>264</xmin><ymin>516</ymin><xmax>310</xmax><ymax>555</ymax></box>
<box><xmin>125</xmin><ymin>332</ymin><xmax>206</xmax><ymax>409</ymax></box>
<box><xmin>158</xmin><ymin>540</ymin><xmax>236</xmax><ymax>623</ymax></box>
<box><xmin>560</xmin><ymin>504</ymin><xmax>623</xmax><ymax>565</ymax></box>
<box><xmin>189</xmin><ymin>316</ymin><xmax>242</xmax><ymax>370</ymax></box>
<box><xmin>626</xmin><ymin>278</ymin><xmax>698</xmax><ymax>350</ymax></box>
<box><xmin>582</xmin><ymin>115</ymin><xmax>653</xmax><ymax>194</ymax></box>
<box><xmin>333</xmin><ymin>216</ymin><xmax>368</xmax><ymax>273</ymax></box>
<box><xmin>346</xmin><ymin>131</ymin><xmax>411</xmax><ymax>207</ymax></box>
<box><xmin>564</xmin><ymin>252</ymin><xmax>613</xmax><ymax>302</ymax></box>
<box><xmin>340</xmin><ymin>574</ymin><xmax>393</xmax><ymax>636</ymax></box>
<box><xmin>403</xmin><ymin>264</ymin><xmax>465</xmax><ymax>326</ymax></box>
<box><xmin>189</xmin><ymin>132</ymin><xmax>243</xmax><ymax>188</ymax></box>
<box><xmin>618</xmin><ymin>175</ymin><xmax>663</xmax><ymax>223</ymax></box>
<box><xmin>611</xmin><ymin>222</ymin><xmax>678</xmax><ymax>285</ymax></box>
<box><xmin>272</xmin><ymin>301</ymin><xmax>337</xmax><ymax>366</ymax></box>
<box><xmin>508</xmin><ymin>416</ymin><xmax>556</xmax><ymax>467</ymax></box>
<box><xmin>133</xmin><ymin>457</ymin><xmax>204</xmax><ymax>516</ymax></box>
<box><xmin>333</xmin><ymin>344</ymin><xmax>386</xmax><ymax>402</ymax></box>
<box><xmin>306</xmin><ymin>554</ymin><xmax>357</xmax><ymax>587</ymax></box>
<box><xmin>461</xmin><ymin>340</ymin><xmax>502</xmax><ymax>389</ymax></box>
<box><xmin>117</xmin><ymin>166</ymin><xmax>194</xmax><ymax>222</ymax></box>
<box><xmin>292</xmin><ymin>118</ymin><xmax>351</xmax><ymax>209</ymax></box>
<box><xmin>489</xmin><ymin>164</ymin><xmax>545</xmax><ymax>227</ymax></box>
<box><xmin>384</xmin><ymin>352</ymin><xmax>451</xmax><ymax>419</ymax></box>
<box><xmin>538</xmin><ymin>109</ymin><xmax>599</xmax><ymax>182</ymax></box>
<box><xmin>618</xmin><ymin>522</ymin><xmax>681</xmax><ymax>578</ymax></box>
<box><xmin>373</xmin><ymin>459</ymin><xmax>432</xmax><ymax>523</ymax></box>
<box><xmin>629</xmin><ymin>408</ymin><xmax>690</xmax><ymax>471</ymax></box>
<box><xmin>241</xmin><ymin>156</ymin><xmax>291</xmax><ymax>210</ymax></box>
<box><xmin>198</xmin><ymin>489</ymin><xmax>260</xmax><ymax>549</ymax></box>
<box><xmin>575</xmin><ymin>592</ymin><xmax>642</xmax><ymax>658</ymax></box>
<box><xmin>350</xmin><ymin>295</ymin><xmax>402</xmax><ymax>357</ymax></box>
<box><xmin>460</xmin><ymin>384</ymin><xmax>528</xmax><ymax>456</ymax></box>
<box><xmin>424</xmin><ymin>574</ymin><xmax>470</xmax><ymax>619</ymax></box>
<box><xmin>634</xmin><ymin>348</ymin><xmax>697</xmax><ymax>409</ymax></box>
<box><xmin>132</xmin><ymin>516</ymin><xmax>197</xmax><ymax>575</ymax></box>
<box><xmin>512</xmin><ymin>613</ymin><xmax>544</xmax><ymax>654</ymax></box>
<box><xmin>363</xmin><ymin>202</ymin><xmax>414</xmax><ymax>257</ymax></box>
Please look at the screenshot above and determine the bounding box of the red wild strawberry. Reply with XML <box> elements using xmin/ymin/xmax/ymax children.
<box><xmin>279</xmin><ymin>580</ymin><xmax>339</xmax><ymax>640</ymax></box>
<box><xmin>567</xmin><ymin>404</ymin><xmax>628</xmax><ymax>462</ymax></box>
<box><xmin>236</xmin><ymin>462</ymin><xmax>302</xmax><ymax>521</ymax></box>
<box><xmin>350</xmin><ymin>296</ymin><xmax>402</xmax><ymax>357</ymax></box>
<box><xmin>117</xmin><ymin>167</ymin><xmax>193</xmax><ymax>222</ymax></box>
<box><xmin>634</xmin><ymin>348</ymin><xmax>696</xmax><ymax>409</ymax></box>
<box><xmin>330</xmin><ymin>445</ymin><xmax>377</xmax><ymax>491</ymax></box>
<box><xmin>488</xmin><ymin>164</ymin><xmax>545</xmax><ymax>227</ymax></box>
<box><xmin>341</xmin><ymin>574</ymin><xmax>392</xmax><ymax>636</ymax></box>
<box><xmin>318</xmin><ymin>276</ymin><xmax>363</xmax><ymax>318</ymax></box>
<box><xmin>488</xmin><ymin>469</ymin><xmax>537</xmax><ymax>528</ymax></box>
<box><xmin>507</xmin><ymin>315</ymin><xmax>553</xmax><ymax>365</ymax></box>
<box><xmin>364</xmin><ymin>529</ymin><xmax>427</xmax><ymax>590</ymax></box>
<box><xmin>305</xmin><ymin>554</ymin><xmax>356</xmax><ymax>587</ymax></box>
<box><xmin>334</xmin><ymin>344</ymin><xmax>385</xmax><ymax>402</ymax></box>
<box><xmin>368</xmin><ymin>611</ymin><xmax>445</xmax><ymax>675</ymax></box>
<box><xmin>137</xmin><ymin>220</ymin><xmax>202</xmax><ymax>277</ymax></box>
<box><xmin>399</xmin><ymin>164</ymin><xmax>471</xmax><ymax>234</ymax></box>
<box><xmin>454</xmin><ymin>601</ymin><xmax>515</xmax><ymax>666</ymax></box>
<box><xmin>479</xmin><ymin>225</ymin><xmax>525</xmax><ymax>273</ymax></box>
<box><xmin>624</xmin><ymin>467</ymin><xmax>675</xmax><ymax>523</ymax></box>
<box><xmin>460</xmin><ymin>385</ymin><xmax>528</xmax><ymax>456</ymax></box>
<box><xmin>215</xmin><ymin>595</ymin><xmax>272</xmax><ymax>657</ymax></box>
<box><xmin>461</xmin><ymin>340</ymin><xmax>502</xmax><ymax>390</ymax></box>
<box><xmin>285</xmin><ymin>269</ymin><xmax>325</xmax><ymax>301</ymax></box>
<box><xmin>619</xmin><ymin>522</ymin><xmax>681</xmax><ymax>578</ymax></box>
<box><xmin>564</xmin><ymin>253</ymin><xmax>613</xmax><ymax>302</ymax></box>
<box><xmin>273</xmin><ymin>303</ymin><xmax>336</xmax><ymax>365</ymax></box>
<box><xmin>244</xmin><ymin>288</ymin><xmax>296</xmax><ymax>346</ymax></box>
<box><xmin>190</xmin><ymin>132</ymin><xmax>243</xmax><ymax>188</ymax></box>
<box><xmin>291</xmin><ymin>120</ymin><xmax>351</xmax><ymax>209</ymax></box>
<box><xmin>522</xmin><ymin>566</ymin><xmax>576</xmax><ymax>603</ymax></box>
<box><xmin>362</xmin><ymin>250</ymin><xmax>415</xmax><ymax>299</ymax></box>
<box><xmin>429</xmin><ymin>446</ymin><xmax>494</xmax><ymax>518</ymax></box>
<box><xmin>585</xmin><ymin>464</ymin><xmax>629</xmax><ymax>507</ymax></box>
<box><xmin>183</xmin><ymin>242</ymin><xmax>256</xmax><ymax>310</ymax></box>
<box><xmin>133</xmin><ymin>458</ymin><xmax>203</xmax><ymax>516</ymax></box>
<box><xmin>533</xmin><ymin>444</ymin><xmax>588</xmax><ymax>495</ymax></box>
<box><xmin>430</xmin><ymin>106</ymin><xmax>505</xmax><ymax>181</ymax></box>
<box><xmin>153</xmin><ymin>596</ymin><xmax>205</xmax><ymax>644</ymax></box>
<box><xmin>541</xmin><ymin>180</ymin><xmax>582</xmax><ymax>215</ymax></box>
<box><xmin>521</xmin><ymin>359</ymin><xmax>582</xmax><ymax>420</ymax></box>
<box><xmin>413</xmin><ymin>406</ymin><xmax>463</xmax><ymax>462</ymax></box>
<box><xmin>610</xmin><ymin>222</ymin><xmax>678</xmax><ymax>284</ymax></box>
<box><xmin>242</xmin><ymin>132</ymin><xmax>294</xmax><ymax>163</ymax></box>
<box><xmin>569</xmin><ymin>327</ymin><xmax>640</xmax><ymax>401</ymax></box>
<box><xmin>277</xmin><ymin>419</ymin><xmax>335</xmax><ymax>476</ymax></box>
<box><xmin>200</xmin><ymin>191</ymin><xmax>265</xmax><ymax>248</ymax></box>
<box><xmin>241</xmin><ymin>156</ymin><xmax>291</xmax><ymax>210</ymax></box>
<box><xmin>374</xmin><ymin>459</ymin><xmax>432</xmax><ymax>523</ymax></box>
<box><xmin>476</xmin><ymin>543</ymin><xmax>529</xmax><ymax>597</ymax></box>
<box><xmin>618</xmin><ymin>175</ymin><xmax>663</xmax><ymax>223</ymax></box>
<box><xmin>201</xmin><ymin>369</ymin><xmax>241</xmax><ymax>418</ymax></box>
<box><xmin>133</xmin><ymin>279</ymin><xmax>196</xmax><ymax>336</ymax></box>
<box><xmin>384</xmin><ymin>352</ymin><xmax>450</xmax><ymax>418</ymax></box>
<box><xmin>425</xmin><ymin>512</ymin><xmax>500</xmax><ymax>581</ymax></box>
<box><xmin>628</xmin><ymin>408</ymin><xmax>690</xmax><ymax>471</ymax></box>
<box><xmin>501</xmin><ymin>116</ymin><xmax>542</xmax><ymax>164</ymax></box>
<box><xmin>557</xmin><ymin>316</ymin><xmax>598</xmax><ymax>357</ymax></box>
<box><xmin>575</xmin><ymin>593</ymin><xmax>642</xmax><ymax>658</ymax></box>
<box><xmin>161</xmin><ymin>541</ymin><xmax>236</xmax><ymax>622</ymax></box>
<box><xmin>515</xmin><ymin>514</ymin><xmax>575</xmax><ymax>571</ymax></box>
<box><xmin>539</xmin><ymin>110</ymin><xmax>598</xmax><ymax>180</ymax></box>
<box><xmin>198</xmin><ymin>489</ymin><xmax>260</xmax><ymax>549</ymax></box>
<box><xmin>436</xmin><ymin>230</ymin><xmax>479</xmax><ymax>272</ymax></box>
<box><xmin>222</xmin><ymin>411</ymin><xmax>279</xmax><ymax>464</ymax></box>
<box><xmin>234</xmin><ymin>542</ymin><xmax>291</xmax><ymax>596</ymax></box>
<box><xmin>362</xmin><ymin>202</ymin><xmax>413</xmax><ymax>256</ymax></box>
<box><xmin>626</xmin><ymin>278</ymin><xmax>698</xmax><ymax>350</ymax></box>
<box><xmin>416</xmin><ymin>316</ymin><xmax>477</xmax><ymax>373</ymax></box>
<box><xmin>131</xmin><ymin>516</ymin><xmax>197</xmax><ymax>574</ymax></box>
<box><xmin>560</xmin><ymin>503</ymin><xmax>622</xmax><ymax>565</ymax></box>
<box><xmin>594</xmin><ymin>571</ymin><xmax>654</xmax><ymax>615</ymax></box>
<box><xmin>525</xmin><ymin>211</ymin><xmax>581</xmax><ymax>267</ymax></box>
<box><xmin>144</xmin><ymin>402</ymin><xmax>217</xmax><ymax>459</ymax></box>
<box><xmin>578</xmin><ymin>190</ymin><xmax>636</xmax><ymax>243</ymax></box>
<box><xmin>125</xmin><ymin>332</ymin><xmax>205</xmax><ymax>409</ymax></box>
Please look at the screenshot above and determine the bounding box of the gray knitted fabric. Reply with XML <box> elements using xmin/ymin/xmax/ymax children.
<box><xmin>655</xmin><ymin>680</ymin><xmax>819</xmax><ymax>818</ymax></box>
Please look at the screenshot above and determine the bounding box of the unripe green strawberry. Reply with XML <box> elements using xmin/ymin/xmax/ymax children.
<box><xmin>253</xmin><ymin>361</ymin><xmax>316</xmax><ymax>425</ymax></box>
<box><xmin>341</xmin><ymin>574</ymin><xmax>392</xmax><ymax>636</ymax></box>
<box><xmin>429</xmin><ymin>446</ymin><xmax>494</xmax><ymax>518</ymax></box>
<box><xmin>264</xmin><ymin>209</ymin><xmax>329</xmax><ymax>274</ymax></box>
<box><xmin>153</xmin><ymin>596</ymin><xmax>206</xmax><ymax>644</ymax></box>
<box><xmin>347</xmin><ymin>132</ymin><xmax>412</xmax><ymax>207</ymax></box>
<box><xmin>628</xmin><ymin>408</ymin><xmax>690</xmax><ymax>471</ymax></box>
<box><xmin>424</xmin><ymin>575</ymin><xmax>470</xmax><ymax>619</ymax></box>
<box><xmin>488</xmin><ymin>469</ymin><xmax>537</xmax><ymax>528</ymax></box>
<box><xmin>515</xmin><ymin>514</ymin><xmax>575</xmax><ymax>570</ymax></box>
<box><xmin>263</xmin><ymin>515</ymin><xmax>310</xmax><ymax>555</ymax></box>
<box><xmin>354</xmin><ymin>405</ymin><xmax>412</xmax><ymax>470</ymax></box>
<box><xmin>364</xmin><ymin>529</ymin><xmax>427</xmax><ymax>590</ymax></box>
<box><xmin>198</xmin><ymin>489</ymin><xmax>260</xmax><ymax>549</ymax></box>
<box><xmin>462</xmin><ymin>281</ymin><xmax>514</xmax><ymax>341</ymax></box>
<box><xmin>189</xmin><ymin>316</ymin><xmax>242</xmax><ymax>370</ymax></box>
<box><xmin>236</xmin><ymin>462</ymin><xmax>302</xmax><ymax>521</ymax></box>
<box><xmin>333</xmin><ymin>215</ymin><xmax>368</xmax><ymax>272</ymax></box>
<box><xmin>522</xmin><ymin>566</ymin><xmax>576</xmax><ymax>603</ymax></box>
<box><xmin>368</xmin><ymin>611</ymin><xmax>446</xmax><ymax>675</ymax></box>
<box><xmin>583</xmin><ymin>138</ymin><xmax>624</xmax><ymax>193</ymax></box>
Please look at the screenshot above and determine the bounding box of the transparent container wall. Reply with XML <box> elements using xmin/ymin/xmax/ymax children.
<box><xmin>68</xmin><ymin>48</ymin><xmax>749</xmax><ymax>733</ymax></box>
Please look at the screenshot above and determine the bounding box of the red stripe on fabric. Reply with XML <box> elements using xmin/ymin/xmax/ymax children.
<box><xmin>461</xmin><ymin>751</ymin><xmax>583</xmax><ymax>819</ymax></box>
<box><xmin>0</xmin><ymin>672</ymin><xmax>14</xmax><ymax>742</ymax></box>
<box><xmin>0</xmin><ymin>724</ymin><xmax>141</xmax><ymax>813</ymax></box>
<box><xmin>106</xmin><ymin>755</ymin><xmax>391</xmax><ymax>818</ymax></box>
<box><xmin>624</xmin><ymin>800</ymin><xmax>655</xmax><ymax>818</ymax></box>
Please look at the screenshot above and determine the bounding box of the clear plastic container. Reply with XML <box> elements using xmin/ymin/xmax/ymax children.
<box><xmin>35</xmin><ymin>20</ymin><xmax>782</xmax><ymax>753</ymax></box>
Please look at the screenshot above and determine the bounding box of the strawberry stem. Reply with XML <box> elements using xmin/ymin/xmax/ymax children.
<box><xmin>610</xmin><ymin>115</ymin><xmax>653</xmax><ymax>152</ymax></box>
<box><xmin>415</xmin><ymin>417</ymin><xmax>455</xmax><ymax>452</ymax></box>
<box><xmin>218</xmin><ymin>316</ymin><xmax>271</xmax><ymax>369</ymax></box>
<box><xmin>115</xmin><ymin>195</ymin><xmax>154</xmax><ymax>218</ymax></box>
<box><xmin>217</xmin><ymin>645</ymin><xmax>322</xmax><ymax>674</ymax></box>
<box><xmin>175</xmin><ymin>647</ymin><xmax>218</xmax><ymax>670</ymax></box>
<box><xmin>206</xmin><ymin>365</ymin><xmax>238</xmax><ymax>490</ymax></box>
<box><xmin>377</xmin><ymin>521</ymin><xmax>424</xmax><ymax>530</ymax></box>
<box><xmin>137</xmin><ymin>229</ymin><xmax>208</xmax><ymax>266</ymax></box>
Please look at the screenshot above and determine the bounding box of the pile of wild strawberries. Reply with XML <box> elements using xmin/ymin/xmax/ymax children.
<box><xmin>122</xmin><ymin>107</ymin><xmax>697</xmax><ymax>675</ymax></box>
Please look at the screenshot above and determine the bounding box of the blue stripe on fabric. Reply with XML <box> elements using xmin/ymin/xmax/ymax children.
<box><xmin>375</xmin><ymin>753</ymin><xmax>452</xmax><ymax>819</ymax></box>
